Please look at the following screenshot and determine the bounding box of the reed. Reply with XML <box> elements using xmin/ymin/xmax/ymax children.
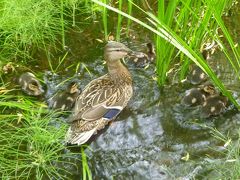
<box><xmin>116</xmin><ymin>0</ymin><xmax>123</xmax><ymax>41</ymax></box>
<box><xmin>81</xmin><ymin>147</ymin><xmax>92</xmax><ymax>180</ymax></box>
<box><xmin>205</xmin><ymin>127</ymin><xmax>240</xmax><ymax>179</ymax></box>
<box><xmin>126</xmin><ymin>0</ymin><xmax>133</xmax><ymax>36</ymax></box>
<box><xmin>60</xmin><ymin>0</ymin><xmax>66</xmax><ymax>48</ymax></box>
<box><xmin>102</xmin><ymin>0</ymin><xmax>108</xmax><ymax>41</ymax></box>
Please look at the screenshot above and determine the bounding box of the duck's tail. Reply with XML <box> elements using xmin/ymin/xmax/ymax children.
<box><xmin>65</xmin><ymin>127</ymin><xmax>97</xmax><ymax>145</ymax></box>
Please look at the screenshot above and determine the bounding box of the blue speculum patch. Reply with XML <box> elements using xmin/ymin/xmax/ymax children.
<box><xmin>103</xmin><ymin>108</ymin><xmax>121</xmax><ymax>120</ymax></box>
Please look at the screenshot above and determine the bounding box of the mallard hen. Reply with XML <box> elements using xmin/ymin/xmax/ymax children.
<box><xmin>18</xmin><ymin>72</ymin><xmax>44</xmax><ymax>96</ymax></box>
<box><xmin>65</xmin><ymin>41</ymin><xmax>133</xmax><ymax>145</ymax></box>
<box><xmin>48</xmin><ymin>82</ymin><xmax>81</xmax><ymax>111</ymax></box>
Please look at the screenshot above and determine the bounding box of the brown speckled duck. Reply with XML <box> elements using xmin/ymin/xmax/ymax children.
<box><xmin>48</xmin><ymin>82</ymin><xmax>81</xmax><ymax>111</ymax></box>
<box><xmin>18</xmin><ymin>72</ymin><xmax>44</xmax><ymax>96</ymax></box>
<box><xmin>202</xmin><ymin>94</ymin><xmax>228</xmax><ymax>118</ymax></box>
<box><xmin>132</xmin><ymin>42</ymin><xmax>155</xmax><ymax>68</ymax></box>
<box><xmin>182</xmin><ymin>82</ymin><xmax>216</xmax><ymax>106</ymax></box>
<box><xmin>65</xmin><ymin>41</ymin><xmax>133</xmax><ymax>145</ymax></box>
<box><xmin>188</xmin><ymin>64</ymin><xmax>207</xmax><ymax>85</ymax></box>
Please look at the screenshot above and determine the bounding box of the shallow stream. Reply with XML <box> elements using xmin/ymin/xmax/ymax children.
<box><xmin>7</xmin><ymin>3</ymin><xmax>240</xmax><ymax>179</ymax></box>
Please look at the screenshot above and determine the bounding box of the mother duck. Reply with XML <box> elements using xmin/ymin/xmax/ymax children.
<box><xmin>65</xmin><ymin>41</ymin><xmax>133</xmax><ymax>145</ymax></box>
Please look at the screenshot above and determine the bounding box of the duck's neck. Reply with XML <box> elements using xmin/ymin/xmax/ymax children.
<box><xmin>107</xmin><ymin>60</ymin><xmax>132</xmax><ymax>84</ymax></box>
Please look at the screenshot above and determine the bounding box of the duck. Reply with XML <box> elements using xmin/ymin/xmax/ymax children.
<box><xmin>18</xmin><ymin>72</ymin><xmax>44</xmax><ymax>96</ymax></box>
<box><xmin>182</xmin><ymin>82</ymin><xmax>216</xmax><ymax>106</ymax></box>
<box><xmin>2</xmin><ymin>62</ymin><xmax>15</xmax><ymax>74</ymax></box>
<box><xmin>65</xmin><ymin>41</ymin><xmax>133</xmax><ymax>145</ymax></box>
<box><xmin>132</xmin><ymin>42</ymin><xmax>155</xmax><ymax>68</ymax></box>
<box><xmin>187</xmin><ymin>64</ymin><xmax>207</xmax><ymax>85</ymax></box>
<box><xmin>48</xmin><ymin>82</ymin><xmax>81</xmax><ymax>111</ymax></box>
<box><xmin>201</xmin><ymin>94</ymin><xmax>228</xmax><ymax>118</ymax></box>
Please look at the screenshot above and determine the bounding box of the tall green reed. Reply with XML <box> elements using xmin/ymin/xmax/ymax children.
<box><xmin>116</xmin><ymin>0</ymin><xmax>123</xmax><ymax>41</ymax></box>
<box><xmin>205</xmin><ymin>127</ymin><xmax>240</xmax><ymax>179</ymax></box>
<box><xmin>102</xmin><ymin>0</ymin><xmax>108</xmax><ymax>41</ymax></box>
<box><xmin>60</xmin><ymin>0</ymin><xmax>66</xmax><ymax>49</ymax></box>
<box><xmin>81</xmin><ymin>147</ymin><xmax>92</xmax><ymax>180</ymax></box>
<box><xmin>126</xmin><ymin>0</ymin><xmax>133</xmax><ymax>36</ymax></box>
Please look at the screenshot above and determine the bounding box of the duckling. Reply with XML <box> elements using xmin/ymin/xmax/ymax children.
<box><xmin>65</xmin><ymin>41</ymin><xmax>133</xmax><ymax>145</ymax></box>
<box><xmin>2</xmin><ymin>62</ymin><xmax>15</xmax><ymax>74</ymax></box>
<box><xmin>201</xmin><ymin>95</ymin><xmax>228</xmax><ymax>118</ymax></box>
<box><xmin>182</xmin><ymin>88</ymin><xmax>206</xmax><ymax>106</ymax></box>
<box><xmin>187</xmin><ymin>64</ymin><xmax>207</xmax><ymax>85</ymax></box>
<box><xmin>182</xmin><ymin>82</ymin><xmax>216</xmax><ymax>106</ymax></box>
<box><xmin>18</xmin><ymin>72</ymin><xmax>44</xmax><ymax>96</ymax></box>
<box><xmin>48</xmin><ymin>82</ymin><xmax>81</xmax><ymax>111</ymax></box>
<box><xmin>132</xmin><ymin>42</ymin><xmax>156</xmax><ymax>68</ymax></box>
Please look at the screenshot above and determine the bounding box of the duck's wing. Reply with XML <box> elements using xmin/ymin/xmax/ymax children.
<box><xmin>68</xmin><ymin>74</ymin><xmax>132</xmax><ymax>123</ymax></box>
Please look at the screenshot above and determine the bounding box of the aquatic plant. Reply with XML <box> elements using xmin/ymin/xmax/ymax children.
<box><xmin>102</xmin><ymin>0</ymin><xmax>109</xmax><ymax>41</ymax></box>
<box><xmin>0</xmin><ymin>90</ymin><xmax>91</xmax><ymax>179</ymax></box>
<box><xmin>204</xmin><ymin>127</ymin><xmax>240</xmax><ymax>179</ymax></box>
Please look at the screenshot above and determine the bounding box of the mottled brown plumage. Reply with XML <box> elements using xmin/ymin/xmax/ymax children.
<box><xmin>188</xmin><ymin>64</ymin><xmax>207</xmax><ymax>85</ymax></box>
<box><xmin>48</xmin><ymin>82</ymin><xmax>81</xmax><ymax>111</ymax></box>
<box><xmin>202</xmin><ymin>94</ymin><xmax>228</xmax><ymax>118</ymax></box>
<box><xmin>65</xmin><ymin>41</ymin><xmax>133</xmax><ymax>145</ymax></box>
<box><xmin>18</xmin><ymin>72</ymin><xmax>44</xmax><ymax>96</ymax></box>
<box><xmin>182</xmin><ymin>82</ymin><xmax>216</xmax><ymax>106</ymax></box>
<box><xmin>132</xmin><ymin>42</ymin><xmax>156</xmax><ymax>68</ymax></box>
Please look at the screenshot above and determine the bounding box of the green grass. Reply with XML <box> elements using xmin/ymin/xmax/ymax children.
<box><xmin>204</xmin><ymin>127</ymin><xmax>240</xmax><ymax>179</ymax></box>
<box><xmin>102</xmin><ymin>0</ymin><xmax>108</xmax><ymax>41</ymax></box>
<box><xmin>0</xmin><ymin>0</ymin><xmax>62</xmax><ymax>61</ymax></box>
<box><xmin>0</xmin><ymin>89</ymin><xmax>92</xmax><ymax>179</ymax></box>
<box><xmin>126</xmin><ymin>1</ymin><xmax>132</xmax><ymax>37</ymax></box>
<box><xmin>116</xmin><ymin>0</ymin><xmax>123</xmax><ymax>41</ymax></box>
<box><xmin>0</xmin><ymin>0</ymin><xmax>92</xmax><ymax>65</ymax></box>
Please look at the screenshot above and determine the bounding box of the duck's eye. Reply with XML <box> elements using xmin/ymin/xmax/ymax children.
<box><xmin>31</xmin><ymin>81</ymin><xmax>38</xmax><ymax>86</ymax></box>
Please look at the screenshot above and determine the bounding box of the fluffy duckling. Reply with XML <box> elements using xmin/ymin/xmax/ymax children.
<box><xmin>48</xmin><ymin>82</ymin><xmax>81</xmax><ymax>111</ymax></box>
<box><xmin>132</xmin><ymin>42</ymin><xmax>156</xmax><ymax>68</ymax></box>
<box><xmin>202</xmin><ymin>95</ymin><xmax>228</xmax><ymax>118</ymax></box>
<box><xmin>182</xmin><ymin>82</ymin><xmax>216</xmax><ymax>106</ymax></box>
<box><xmin>18</xmin><ymin>72</ymin><xmax>44</xmax><ymax>96</ymax></box>
<box><xmin>65</xmin><ymin>41</ymin><xmax>134</xmax><ymax>145</ymax></box>
<box><xmin>188</xmin><ymin>65</ymin><xmax>207</xmax><ymax>85</ymax></box>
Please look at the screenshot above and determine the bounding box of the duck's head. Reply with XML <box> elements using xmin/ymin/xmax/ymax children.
<box><xmin>146</xmin><ymin>43</ymin><xmax>155</xmax><ymax>55</ymax></box>
<box><xmin>199</xmin><ymin>82</ymin><xmax>216</xmax><ymax>95</ymax></box>
<box><xmin>104</xmin><ymin>41</ymin><xmax>132</xmax><ymax>62</ymax></box>
<box><xmin>26</xmin><ymin>79</ymin><xmax>44</xmax><ymax>96</ymax></box>
<box><xmin>68</xmin><ymin>82</ymin><xmax>81</xmax><ymax>94</ymax></box>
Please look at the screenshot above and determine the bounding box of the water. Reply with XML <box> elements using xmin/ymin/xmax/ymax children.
<box><xmin>63</xmin><ymin>7</ymin><xmax>239</xmax><ymax>179</ymax></box>
<box><xmin>4</xmin><ymin>2</ymin><xmax>240</xmax><ymax>180</ymax></box>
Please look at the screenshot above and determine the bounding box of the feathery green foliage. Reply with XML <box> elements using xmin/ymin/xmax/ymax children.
<box><xmin>206</xmin><ymin>127</ymin><xmax>240</xmax><ymax>179</ymax></box>
<box><xmin>0</xmin><ymin>90</ymin><xmax>91</xmax><ymax>179</ymax></box>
